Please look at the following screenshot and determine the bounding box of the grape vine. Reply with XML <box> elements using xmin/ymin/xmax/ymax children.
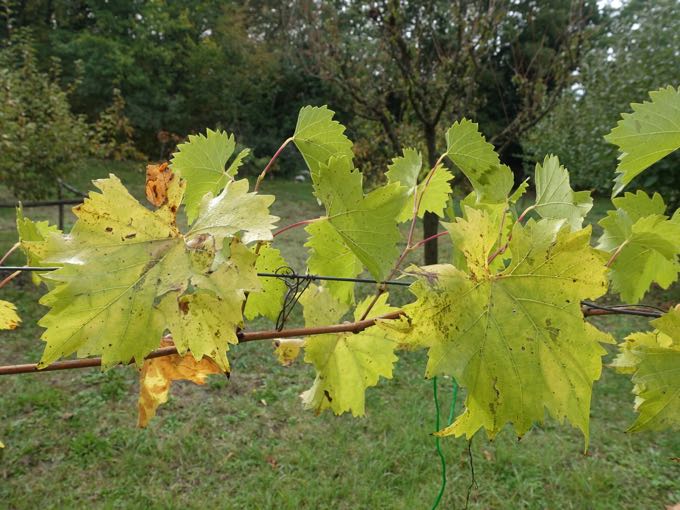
<box><xmin>1</xmin><ymin>87</ymin><xmax>679</xmax><ymax>451</ymax></box>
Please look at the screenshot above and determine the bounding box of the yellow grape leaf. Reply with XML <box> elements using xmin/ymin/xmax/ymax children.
<box><xmin>273</xmin><ymin>338</ymin><xmax>304</xmax><ymax>366</ymax></box>
<box><xmin>244</xmin><ymin>243</ymin><xmax>288</xmax><ymax>321</ymax></box>
<box><xmin>387</xmin><ymin>214</ymin><xmax>611</xmax><ymax>446</ymax></box>
<box><xmin>299</xmin><ymin>285</ymin><xmax>399</xmax><ymax>416</ymax></box>
<box><xmin>138</xmin><ymin>339</ymin><xmax>223</xmax><ymax>427</ymax></box>
<box><xmin>16</xmin><ymin>205</ymin><xmax>61</xmax><ymax>285</ymax></box>
<box><xmin>0</xmin><ymin>300</ymin><xmax>20</xmax><ymax>330</ymax></box>
<box><xmin>612</xmin><ymin>306</ymin><xmax>680</xmax><ymax>432</ymax></box>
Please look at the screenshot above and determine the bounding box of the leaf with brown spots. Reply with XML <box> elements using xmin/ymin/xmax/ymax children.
<box><xmin>36</xmin><ymin>171</ymin><xmax>276</xmax><ymax>370</ymax></box>
<box><xmin>138</xmin><ymin>338</ymin><xmax>223</xmax><ymax>427</ymax></box>
<box><xmin>385</xmin><ymin>212</ymin><xmax>612</xmax><ymax>446</ymax></box>
<box><xmin>0</xmin><ymin>300</ymin><xmax>20</xmax><ymax>330</ymax></box>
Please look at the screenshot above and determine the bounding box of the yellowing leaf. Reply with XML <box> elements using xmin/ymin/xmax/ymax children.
<box><xmin>36</xmin><ymin>168</ymin><xmax>277</xmax><ymax>370</ymax></box>
<box><xmin>605</xmin><ymin>86</ymin><xmax>680</xmax><ymax>195</ymax></box>
<box><xmin>244</xmin><ymin>244</ymin><xmax>288</xmax><ymax>321</ymax></box>
<box><xmin>533</xmin><ymin>155</ymin><xmax>592</xmax><ymax>230</ymax></box>
<box><xmin>445</xmin><ymin>119</ymin><xmax>513</xmax><ymax>203</ymax></box>
<box><xmin>390</xmin><ymin>216</ymin><xmax>611</xmax><ymax>445</ymax></box>
<box><xmin>299</xmin><ymin>286</ymin><xmax>399</xmax><ymax>416</ymax></box>
<box><xmin>138</xmin><ymin>339</ymin><xmax>223</xmax><ymax>428</ymax></box>
<box><xmin>0</xmin><ymin>300</ymin><xmax>20</xmax><ymax>330</ymax></box>
<box><xmin>38</xmin><ymin>175</ymin><xmax>188</xmax><ymax>369</ymax></box>
<box><xmin>160</xmin><ymin>239</ymin><xmax>259</xmax><ymax>372</ymax></box>
<box><xmin>273</xmin><ymin>338</ymin><xmax>304</xmax><ymax>366</ymax></box>
<box><xmin>16</xmin><ymin>205</ymin><xmax>61</xmax><ymax>285</ymax></box>
<box><xmin>612</xmin><ymin>307</ymin><xmax>680</xmax><ymax>432</ymax></box>
<box><xmin>171</xmin><ymin>129</ymin><xmax>249</xmax><ymax>222</ymax></box>
<box><xmin>385</xmin><ymin>148</ymin><xmax>454</xmax><ymax>222</ymax></box>
<box><xmin>314</xmin><ymin>156</ymin><xmax>407</xmax><ymax>281</ymax></box>
<box><xmin>293</xmin><ymin>105</ymin><xmax>354</xmax><ymax>190</ymax></box>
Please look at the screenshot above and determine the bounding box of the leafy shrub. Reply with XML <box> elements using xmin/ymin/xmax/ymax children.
<box><xmin>91</xmin><ymin>88</ymin><xmax>144</xmax><ymax>162</ymax></box>
<box><xmin>0</xmin><ymin>32</ymin><xmax>89</xmax><ymax>200</ymax></box>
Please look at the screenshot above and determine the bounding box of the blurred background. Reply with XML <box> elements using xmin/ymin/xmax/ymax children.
<box><xmin>1</xmin><ymin>0</ymin><xmax>678</xmax><ymax>202</ymax></box>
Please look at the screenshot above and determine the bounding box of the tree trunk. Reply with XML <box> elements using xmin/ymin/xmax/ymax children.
<box><xmin>423</xmin><ymin>123</ymin><xmax>439</xmax><ymax>265</ymax></box>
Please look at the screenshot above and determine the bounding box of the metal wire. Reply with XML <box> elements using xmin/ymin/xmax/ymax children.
<box><xmin>0</xmin><ymin>265</ymin><xmax>413</xmax><ymax>286</ymax></box>
<box><xmin>274</xmin><ymin>266</ymin><xmax>313</xmax><ymax>331</ymax></box>
<box><xmin>0</xmin><ymin>266</ymin><xmax>669</xmax><ymax>318</ymax></box>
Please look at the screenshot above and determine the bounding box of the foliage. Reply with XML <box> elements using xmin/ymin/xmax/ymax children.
<box><xmin>90</xmin><ymin>88</ymin><xmax>144</xmax><ymax>161</ymax></box>
<box><xmin>0</xmin><ymin>31</ymin><xmax>89</xmax><ymax>199</ymax></box>
<box><xmin>612</xmin><ymin>306</ymin><xmax>680</xmax><ymax>432</ymax></box>
<box><xmin>522</xmin><ymin>0</ymin><xmax>680</xmax><ymax>202</ymax></box>
<box><xmin>5</xmin><ymin>92</ymin><xmax>680</xmax><ymax>463</ymax></box>
<box><xmin>605</xmin><ymin>86</ymin><xmax>680</xmax><ymax>195</ymax></box>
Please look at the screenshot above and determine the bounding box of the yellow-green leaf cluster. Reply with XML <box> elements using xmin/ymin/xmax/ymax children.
<box><xmin>612</xmin><ymin>306</ymin><xmax>680</xmax><ymax>432</ymax></box>
<box><xmin>388</xmin><ymin>214</ymin><xmax>611</xmax><ymax>445</ymax></box>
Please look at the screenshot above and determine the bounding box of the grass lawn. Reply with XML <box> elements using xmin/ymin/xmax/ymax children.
<box><xmin>0</xmin><ymin>160</ymin><xmax>678</xmax><ymax>509</ymax></box>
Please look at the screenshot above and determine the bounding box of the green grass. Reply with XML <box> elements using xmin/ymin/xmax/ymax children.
<box><xmin>0</xmin><ymin>160</ymin><xmax>678</xmax><ymax>509</ymax></box>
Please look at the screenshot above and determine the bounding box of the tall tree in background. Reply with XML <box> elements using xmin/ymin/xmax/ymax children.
<box><xmin>294</xmin><ymin>0</ymin><xmax>598</xmax><ymax>263</ymax></box>
<box><xmin>522</xmin><ymin>0</ymin><xmax>680</xmax><ymax>204</ymax></box>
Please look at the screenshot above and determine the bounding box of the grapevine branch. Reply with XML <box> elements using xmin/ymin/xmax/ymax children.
<box><xmin>0</xmin><ymin>303</ymin><xmax>663</xmax><ymax>377</ymax></box>
<box><xmin>359</xmin><ymin>154</ymin><xmax>448</xmax><ymax>320</ymax></box>
<box><xmin>0</xmin><ymin>311</ymin><xmax>404</xmax><ymax>376</ymax></box>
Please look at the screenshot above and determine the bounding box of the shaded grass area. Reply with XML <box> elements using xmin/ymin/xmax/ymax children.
<box><xmin>0</xmin><ymin>160</ymin><xmax>678</xmax><ymax>509</ymax></box>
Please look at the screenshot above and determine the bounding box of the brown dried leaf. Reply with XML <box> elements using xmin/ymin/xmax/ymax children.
<box><xmin>145</xmin><ymin>162</ymin><xmax>172</xmax><ymax>207</ymax></box>
<box><xmin>137</xmin><ymin>338</ymin><xmax>223</xmax><ymax>427</ymax></box>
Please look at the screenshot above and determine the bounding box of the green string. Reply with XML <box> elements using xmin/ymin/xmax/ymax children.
<box><xmin>431</xmin><ymin>377</ymin><xmax>459</xmax><ymax>510</ymax></box>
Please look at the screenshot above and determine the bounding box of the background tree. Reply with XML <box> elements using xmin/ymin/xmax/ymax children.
<box><xmin>292</xmin><ymin>0</ymin><xmax>599</xmax><ymax>263</ymax></box>
<box><xmin>0</xmin><ymin>31</ymin><xmax>89</xmax><ymax>199</ymax></box>
<box><xmin>522</xmin><ymin>0</ymin><xmax>680</xmax><ymax>205</ymax></box>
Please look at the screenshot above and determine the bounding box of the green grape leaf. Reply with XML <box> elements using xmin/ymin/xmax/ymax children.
<box><xmin>444</xmin><ymin>119</ymin><xmax>513</xmax><ymax>203</ymax></box>
<box><xmin>315</xmin><ymin>156</ymin><xmax>407</xmax><ymax>281</ymax></box>
<box><xmin>244</xmin><ymin>244</ymin><xmax>288</xmax><ymax>321</ymax></box>
<box><xmin>612</xmin><ymin>307</ymin><xmax>680</xmax><ymax>432</ymax></box>
<box><xmin>392</xmin><ymin>216</ymin><xmax>611</xmax><ymax>445</ymax></box>
<box><xmin>598</xmin><ymin>191</ymin><xmax>680</xmax><ymax>303</ymax></box>
<box><xmin>16</xmin><ymin>205</ymin><xmax>61</xmax><ymax>285</ymax></box>
<box><xmin>0</xmin><ymin>300</ymin><xmax>20</xmax><ymax>330</ymax></box>
<box><xmin>605</xmin><ymin>86</ymin><xmax>680</xmax><ymax>195</ymax></box>
<box><xmin>171</xmin><ymin>129</ymin><xmax>249</xmax><ymax>222</ymax></box>
<box><xmin>38</xmin><ymin>175</ymin><xmax>189</xmax><ymax>368</ymax></box>
<box><xmin>186</xmin><ymin>179</ymin><xmax>278</xmax><ymax>246</ymax></box>
<box><xmin>385</xmin><ymin>148</ymin><xmax>454</xmax><ymax>222</ymax></box>
<box><xmin>533</xmin><ymin>155</ymin><xmax>592</xmax><ymax>230</ymax></box>
<box><xmin>37</xmin><ymin>170</ymin><xmax>276</xmax><ymax>369</ymax></box>
<box><xmin>509</xmin><ymin>178</ymin><xmax>530</xmax><ymax>204</ymax></box>
<box><xmin>300</xmin><ymin>285</ymin><xmax>399</xmax><ymax>416</ymax></box>
<box><xmin>608</xmin><ymin>190</ymin><xmax>666</xmax><ymax>219</ymax></box>
<box><xmin>160</xmin><ymin>239</ymin><xmax>259</xmax><ymax>372</ymax></box>
<box><xmin>293</xmin><ymin>105</ymin><xmax>354</xmax><ymax>190</ymax></box>
<box><xmin>305</xmin><ymin>220</ymin><xmax>362</xmax><ymax>304</ymax></box>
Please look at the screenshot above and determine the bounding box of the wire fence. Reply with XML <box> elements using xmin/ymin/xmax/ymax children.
<box><xmin>0</xmin><ymin>179</ymin><xmax>86</xmax><ymax>230</ymax></box>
